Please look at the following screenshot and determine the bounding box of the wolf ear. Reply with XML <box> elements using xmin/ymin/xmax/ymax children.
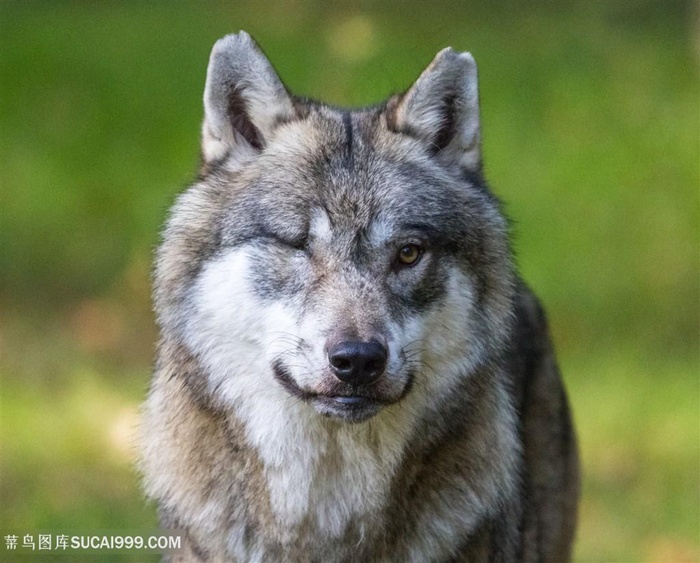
<box><xmin>201</xmin><ymin>31</ymin><xmax>296</xmax><ymax>163</ymax></box>
<box><xmin>387</xmin><ymin>48</ymin><xmax>481</xmax><ymax>171</ymax></box>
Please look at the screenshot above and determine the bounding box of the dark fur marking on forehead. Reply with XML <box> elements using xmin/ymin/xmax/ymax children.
<box><xmin>342</xmin><ymin>111</ymin><xmax>354</xmax><ymax>169</ymax></box>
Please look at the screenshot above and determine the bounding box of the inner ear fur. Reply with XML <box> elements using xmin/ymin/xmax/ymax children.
<box><xmin>386</xmin><ymin>48</ymin><xmax>482</xmax><ymax>171</ymax></box>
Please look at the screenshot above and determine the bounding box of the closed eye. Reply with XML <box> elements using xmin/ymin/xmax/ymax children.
<box><xmin>261</xmin><ymin>232</ymin><xmax>309</xmax><ymax>252</ymax></box>
<box><xmin>288</xmin><ymin>236</ymin><xmax>309</xmax><ymax>251</ymax></box>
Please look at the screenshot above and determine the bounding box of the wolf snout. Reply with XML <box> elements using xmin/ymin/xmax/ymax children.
<box><xmin>327</xmin><ymin>340</ymin><xmax>387</xmax><ymax>386</ymax></box>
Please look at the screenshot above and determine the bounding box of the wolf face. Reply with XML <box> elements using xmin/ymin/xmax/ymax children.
<box><xmin>143</xmin><ymin>33</ymin><xmax>579</xmax><ymax>561</ymax></box>
<box><xmin>155</xmin><ymin>33</ymin><xmax>514</xmax><ymax>429</ymax></box>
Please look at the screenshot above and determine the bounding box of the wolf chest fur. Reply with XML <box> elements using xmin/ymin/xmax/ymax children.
<box><xmin>139</xmin><ymin>31</ymin><xmax>579</xmax><ymax>562</ymax></box>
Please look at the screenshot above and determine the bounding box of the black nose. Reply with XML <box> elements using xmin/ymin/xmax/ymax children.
<box><xmin>328</xmin><ymin>340</ymin><xmax>387</xmax><ymax>386</ymax></box>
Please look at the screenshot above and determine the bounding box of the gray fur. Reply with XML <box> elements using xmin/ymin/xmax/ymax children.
<box><xmin>139</xmin><ymin>32</ymin><xmax>579</xmax><ymax>562</ymax></box>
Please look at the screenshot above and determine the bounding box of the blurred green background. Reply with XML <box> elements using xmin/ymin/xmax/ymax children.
<box><xmin>1</xmin><ymin>1</ymin><xmax>698</xmax><ymax>561</ymax></box>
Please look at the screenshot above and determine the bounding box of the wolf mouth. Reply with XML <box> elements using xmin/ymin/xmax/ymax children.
<box><xmin>330</xmin><ymin>395</ymin><xmax>370</xmax><ymax>406</ymax></box>
<box><xmin>271</xmin><ymin>360</ymin><xmax>398</xmax><ymax>423</ymax></box>
<box><xmin>314</xmin><ymin>395</ymin><xmax>383</xmax><ymax>423</ymax></box>
<box><xmin>271</xmin><ymin>359</ymin><xmax>315</xmax><ymax>401</ymax></box>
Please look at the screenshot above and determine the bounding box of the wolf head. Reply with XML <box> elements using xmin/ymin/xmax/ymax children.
<box><xmin>155</xmin><ymin>32</ymin><xmax>515</xmax><ymax>425</ymax></box>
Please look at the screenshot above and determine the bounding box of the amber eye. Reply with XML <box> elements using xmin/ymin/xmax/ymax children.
<box><xmin>397</xmin><ymin>244</ymin><xmax>422</xmax><ymax>266</ymax></box>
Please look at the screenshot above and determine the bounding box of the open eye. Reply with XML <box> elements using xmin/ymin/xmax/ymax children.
<box><xmin>397</xmin><ymin>243</ymin><xmax>423</xmax><ymax>266</ymax></box>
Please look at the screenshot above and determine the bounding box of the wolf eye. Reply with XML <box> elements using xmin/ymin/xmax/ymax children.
<box><xmin>290</xmin><ymin>236</ymin><xmax>309</xmax><ymax>252</ymax></box>
<box><xmin>280</xmin><ymin>234</ymin><xmax>309</xmax><ymax>253</ymax></box>
<box><xmin>397</xmin><ymin>244</ymin><xmax>422</xmax><ymax>266</ymax></box>
<box><xmin>262</xmin><ymin>232</ymin><xmax>309</xmax><ymax>254</ymax></box>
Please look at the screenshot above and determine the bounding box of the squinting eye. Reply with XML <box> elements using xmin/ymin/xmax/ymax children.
<box><xmin>290</xmin><ymin>236</ymin><xmax>308</xmax><ymax>251</ymax></box>
<box><xmin>397</xmin><ymin>244</ymin><xmax>422</xmax><ymax>266</ymax></box>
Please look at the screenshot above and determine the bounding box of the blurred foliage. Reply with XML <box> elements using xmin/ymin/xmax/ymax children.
<box><xmin>1</xmin><ymin>1</ymin><xmax>698</xmax><ymax>561</ymax></box>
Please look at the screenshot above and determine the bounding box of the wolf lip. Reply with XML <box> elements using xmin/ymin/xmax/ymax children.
<box><xmin>330</xmin><ymin>395</ymin><xmax>370</xmax><ymax>406</ymax></box>
<box><xmin>316</xmin><ymin>395</ymin><xmax>382</xmax><ymax>423</ymax></box>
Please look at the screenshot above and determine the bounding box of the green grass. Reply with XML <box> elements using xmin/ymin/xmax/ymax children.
<box><xmin>566</xmin><ymin>354</ymin><xmax>699</xmax><ymax>561</ymax></box>
<box><xmin>1</xmin><ymin>1</ymin><xmax>698</xmax><ymax>561</ymax></box>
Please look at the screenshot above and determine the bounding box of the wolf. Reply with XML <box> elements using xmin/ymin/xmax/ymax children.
<box><xmin>138</xmin><ymin>31</ymin><xmax>579</xmax><ymax>562</ymax></box>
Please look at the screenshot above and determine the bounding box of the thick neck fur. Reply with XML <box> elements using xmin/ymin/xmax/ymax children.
<box><xmin>140</xmin><ymin>340</ymin><xmax>520</xmax><ymax>561</ymax></box>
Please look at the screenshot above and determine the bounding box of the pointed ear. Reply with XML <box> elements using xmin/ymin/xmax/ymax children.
<box><xmin>386</xmin><ymin>48</ymin><xmax>482</xmax><ymax>171</ymax></box>
<box><xmin>201</xmin><ymin>31</ymin><xmax>296</xmax><ymax>163</ymax></box>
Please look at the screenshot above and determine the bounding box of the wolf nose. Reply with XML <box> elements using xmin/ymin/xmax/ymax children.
<box><xmin>328</xmin><ymin>340</ymin><xmax>387</xmax><ymax>386</ymax></box>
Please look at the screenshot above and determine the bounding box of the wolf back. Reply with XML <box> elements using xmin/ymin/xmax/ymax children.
<box><xmin>138</xmin><ymin>31</ymin><xmax>579</xmax><ymax>562</ymax></box>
